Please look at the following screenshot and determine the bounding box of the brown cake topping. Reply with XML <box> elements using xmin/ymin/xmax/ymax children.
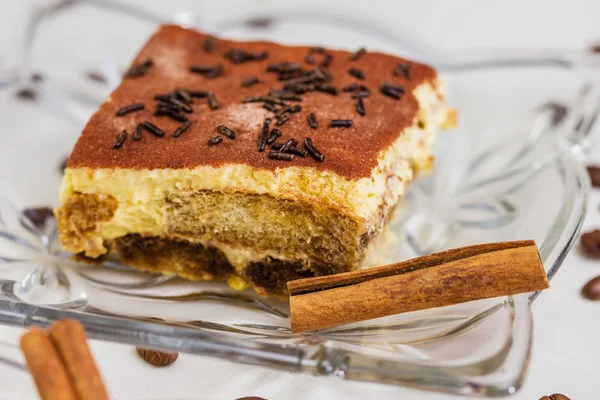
<box><xmin>67</xmin><ymin>24</ymin><xmax>437</xmax><ymax>179</ymax></box>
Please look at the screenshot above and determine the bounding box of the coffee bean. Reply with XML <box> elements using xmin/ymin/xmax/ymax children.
<box><xmin>136</xmin><ymin>347</ymin><xmax>178</xmax><ymax>366</ymax></box>
<box><xmin>539</xmin><ymin>394</ymin><xmax>571</xmax><ymax>400</ymax></box>
<box><xmin>580</xmin><ymin>229</ymin><xmax>600</xmax><ymax>257</ymax></box>
<box><xmin>582</xmin><ymin>276</ymin><xmax>600</xmax><ymax>300</ymax></box>
<box><xmin>21</xmin><ymin>207</ymin><xmax>54</xmax><ymax>230</ymax></box>
<box><xmin>236</xmin><ymin>397</ymin><xmax>267</xmax><ymax>400</ymax></box>
<box><xmin>15</xmin><ymin>87</ymin><xmax>37</xmax><ymax>101</ymax></box>
<box><xmin>587</xmin><ymin>166</ymin><xmax>600</xmax><ymax>187</ymax></box>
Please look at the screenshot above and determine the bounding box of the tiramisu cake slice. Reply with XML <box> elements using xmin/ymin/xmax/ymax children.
<box><xmin>56</xmin><ymin>24</ymin><xmax>455</xmax><ymax>296</ymax></box>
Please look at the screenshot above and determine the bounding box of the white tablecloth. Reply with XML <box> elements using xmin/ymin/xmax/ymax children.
<box><xmin>1</xmin><ymin>0</ymin><xmax>600</xmax><ymax>398</ymax></box>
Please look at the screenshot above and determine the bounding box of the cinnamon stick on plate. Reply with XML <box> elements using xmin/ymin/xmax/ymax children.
<box><xmin>49</xmin><ymin>320</ymin><xmax>109</xmax><ymax>400</ymax></box>
<box><xmin>20</xmin><ymin>328</ymin><xmax>78</xmax><ymax>400</ymax></box>
<box><xmin>288</xmin><ymin>240</ymin><xmax>549</xmax><ymax>333</ymax></box>
<box><xmin>20</xmin><ymin>319</ymin><xmax>109</xmax><ymax>400</ymax></box>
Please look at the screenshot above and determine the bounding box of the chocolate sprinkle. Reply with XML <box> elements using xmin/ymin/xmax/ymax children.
<box><xmin>271</xmin><ymin>143</ymin><xmax>284</xmax><ymax>150</ymax></box>
<box><xmin>115</xmin><ymin>103</ymin><xmax>145</xmax><ymax>117</ymax></box>
<box><xmin>258</xmin><ymin>120</ymin><xmax>270</xmax><ymax>152</ymax></box>
<box><xmin>175</xmin><ymin>88</ymin><xmax>193</xmax><ymax>103</ymax></box>
<box><xmin>350</xmin><ymin>47</ymin><xmax>366</xmax><ymax>60</ymax></box>
<box><xmin>242</xmin><ymin>76</ymin><xmax>259</xmax><ymax>87</ymax></box>
<box><xmin>204</xmin><ymin>65</ymin><xmax>223</xmax><ymax>79</ymax></box>
<box><xmin>133</xmin><ymin>124</ymin><xmax>143</xmax><ymax>141</ymax></box>
<box><xmin>342</xmin><ymin>83</ymin><xmax>359</xmax><ymax>92</ymax></box>
<box><xmin>203</xmin><ymin>36</ymin><xmax>217</xmax><ymax>53</ymax></box>
<box><xmin>281</xmin><ymin>138</ymin><xmax>298</xmax><ymax>153</ymax></box>
<box><xmin>308</xmin><ymin>113</ymin><xmax>318</xmax><ymax>129</ymax></box>
<box><xmin>155</xmin><ymin>93</ymin><xmax>176</xmax><ymax>103</ymax></box>
<box><xmin>242</xmin><ymin>96</ymin><xmax>286</xmax><ymax>106</ymax></box>
<box><xmin>189</xmin><ymin>65</ymin><xmax>216</xmax><ymax>73</ymax></box>
<box><xmin>113</xmin><ymin>130</ymin><xmax>127</xmax><ymax>149</ymax></box>
<box><xmin>242</xmin><ymin>96</ymin><xmax>261</xmax><ymax>103</ymax></box>
<box><xmin>312</xmin><ymin>67</ymin><xmax>327</xmax><ymax>81</ymax></box>
<box><xmin>278</xmin><ymin>71</ymin><xmax>304</xmax><ymax>81</ymax></box>
<box><xmin>380</xmin><ymin>85</ymin><xmax>402</xmax><ymax>100</ymax></box>
<box><xmin>267</xmin><ymin>62</ymin><xmax>291</xmax><ymax>72</ymax></box>
<box><xmin>383</xmin><ymin>82</ymin><xmax>406</xmax><ymax>93</ymax></box>
<box><xmin>141</xmin><ymin>121</ymin><xmax>165</xmax><ymax>137</ymax></box>
<box><xmin>287</xmin><ymin>146</ymin><xmax>308</xmax><ymax>157</ymax></box>
<box><xmin>283</xmin><ymin>83</ymin><xmax>308</xmax><ymax>94</ymax></box>
<box><xmin>348</xmin><ymin>67</ymin><xmax>365</xmax><ymax>80</ymax></box>
<box><xmin>155</xmin><ymin>107</ymin><xmax>188</xmax><ymax>122</ymax></box>
<box><xmin>304</xmin><ymin>138</ymin><xmax>325</xmax><ymax>161</ymax></box>
<box><xmin>315</xmin><ymin>84</ymin><xmax>337</xmax><ymax>95</ymax></box>
<box><xmin>321</xmin><ymin>53</ymin><xmax>333</xmax><ymax>68</ymax></box>
<box><xmin>356</xmin><ymin>97</ymin><xmax>365</xmax><ymax>116</ymax></box>
<box><xmin>253</xmin><ymin>51</ymin><xmax>269</xmax><ymax>61</ymax></box>
<box><xmin>167</xmin><ymin>97</ymin><xmax>193</xmax><ymax>113</ymax></box>
<box><xmin>207</xmin><ymin>93</ymin><xmax>219</xmax><ymax>110</ymax></box>
<box><xmin>277</xmin><ymin>93</ymin><xmax>303</xmax><ymax>102</ymax></box>
<box><xmin>190</xmin><ymin>90</ymin><xmax>209</xmax><ymax>98</ymax></box>
<box><xmin>304</xmin><ymin>54</ymin><xmax>315</xmax><ymax>65</ymax></box>
<box><xmin>330</xmin><ymin>119</ymin><xmax>353</xmax><ymax>128</ymax></box>
<box><xmin>189</xmin><ymin>64</ymin><xmax>222</xmax><ymax>78</ymax></box>
<box><xmin>393</xmin><ymin>63</ymin><xmax>412</xmax><ymax>80</ymax></box>
<box><xmin>351</xmin><ymin>90</ymin><xmax>371</xmax><ymax>99</ymax></box>
<box><xmin>279</xmin><ymin>63</ymin><xmax>303</xmax><ymax>73</ymax></box>
<box><xmin>208</xmin><ymin>136</ymin><xmax>223</xmax><ymax>146</ymax></box>
<box><xmin>276</xmin><ymin>105</ymin><xmax>293</xmax><ymax>116</ymax></box>
<box><xmin>225</xmin><ymin>49</ymin><xmax>268</xmax><ymax>64</ymax></box>
<box><xmin>263</xmin><ymin>103</ymin><xmax>277</xmax><ymax>112</ymax></box>
<box><xmin>156</xmin><ymin>100</ymin><xmax>181</xmax><ymax>113</ymax></box>
<box><xmin>172</xmin><ymin>120</ymin><xmax>192</xmax><ymax>138</ymax></box>
<box><xmin>126</xmin><ymin>58</ymin><xmax>153</xmax><ymax>78</ymax></box>
<box><xmin>266</xmin><ymin>129</ymin><xmax>281</xmax><ymax>145</ymax></box>
<box><xmin>268</xmin><ymin>151</ymin><xmax>294</xmax><ymax>161</ymax></box>
<box><xmin>217</xmin><ymin>124</ymin><xmax>236</xmax><ymax>140</ymax></box>
<box><xmin>275</xmin><ymin>114</ymin><xmax>290</xmax><ymax>126</ymax></box>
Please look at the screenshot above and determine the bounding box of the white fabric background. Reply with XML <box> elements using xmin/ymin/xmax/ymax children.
<box><xmin>1</xmin><ymin>0</ymin><xmax>600</xmax><ymax>398</ymax></box>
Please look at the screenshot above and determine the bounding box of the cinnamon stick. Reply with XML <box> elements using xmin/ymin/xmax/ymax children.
<box><xmin>20</xmin><ymin>328</ymin><xmax>78</xmax><ymax>400</ymax></box>
<box><xmin>49</xmin><ymin>319</ymin><xmax>109</xmax><ymax>400</ymax></box>
<box><xmin>288</xmin><ymin>240</ymin><xmax>548</xmax><ymax>333</ymax></box>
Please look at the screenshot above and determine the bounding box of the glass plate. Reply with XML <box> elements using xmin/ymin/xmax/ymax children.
<box><xmin>0</xmin><ymin>1</ymin><xmax>593</xmax><ymax>396</ymax></box>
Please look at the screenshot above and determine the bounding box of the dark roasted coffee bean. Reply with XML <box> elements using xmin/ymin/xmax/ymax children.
<box><xmin>21</xmin><ymin>207</ymin><xmax>53</xmax><ymax>230</ymax></box>
<box><xmin>582</xmin><ymin>276</ymin><xmax>600</xmax><ymax>300</ymax></box>
<box><xmin>580</xmin><ymin>229</ymin><xmax>600</xmax><ymax>258</ymax></box>
<box><xmin>587</xmin><ymin>166</ymin><xmax>600</xmax><ymax>187</ymax></box>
